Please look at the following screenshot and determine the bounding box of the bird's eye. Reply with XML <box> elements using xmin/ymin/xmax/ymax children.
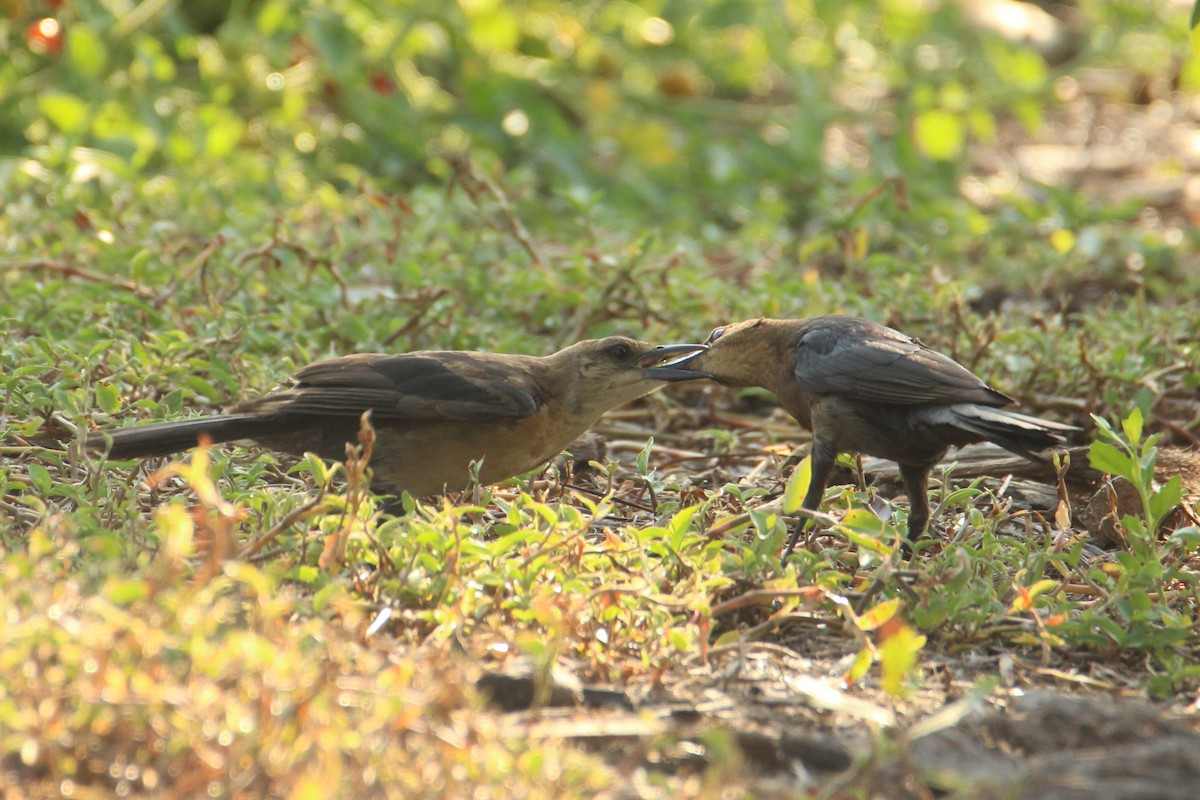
<box><xmin>706</xmin><ymin>327</ymin><xmax>726</xmax><ymax>344</ymax></box>
<box><xmin>607</xmin><ymin>342</ymin><xmax>632</xmax><ymax>360</ymax></box>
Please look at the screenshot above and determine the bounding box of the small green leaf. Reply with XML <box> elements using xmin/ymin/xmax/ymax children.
<box><xmin>843</xmin><ymin>528</ymin><xmax>895</xmax><ymax>557</ymax></box>
<box><xmin>258</xmin><ymin>0</ymin><xmax>291</xmax><ymax>33</ymax></box>
<box><xmin>38</xmin><ymin>92</ymin><xmax>89</xmax><ymax>134</ymax></box>
<box><xmin>183</xmin><ymin>376</ymin><xmax>222</xmax><ymax>403</ymax></box>
<box><xmin>163</xmin><ymin>389</ymin><xmax>184</xmax><ymax>415</ymax></box>
<box><xmin>856</xmin><ymin>598</ymin><xmax>900</xmax><ymax>631</ymax></box>
<box><xmin>104</xmin><ymin>578</ymin><xmax>149</xmax><ymax>606</ymax></box>
<box><xmin>782</xmin><ymin>455</ymin><xmax>812</xmax><ymax>515</ymax></box>
<box><xmin>635</xmin><ymin>438</ymin><xmax>653</xmax><ymax>476</ymax></box>
<box><xmin>713</xmin><ymin>629</ymin><xmax>742</xmax><ymax>648</ymax></box>
<box><xmin>844</xmin><ymin>646</ymin><xmax>874</xmax><ymax>684</ymax></box>
<box><xmin>1090</xmin><ymin>414</ymin><xmax>1118</xmax><ymax>440</ymax></box>
<box><xmin>28</xmin><ymin>464</ymin><xmax>51</xmax><ymax>495</ymax></box>
<box><xmin>67</xmin><ymin>23</ymin><xmax>108</xmax><ymax>78</ymax></box>
<box><xmin>292</xmin><ymin>565</ymin><xmax>321</xmax><ymax>584</ymax></box>
<box><xmin>668</xmin><ymin>504</ymin><xmax>699</xmax><ymax>537</ymax></box>
<box><xmin>87</xmin><ymin>339</ymin><xmax>117</xmax><ymax>359</ymax></box>
<box><xmin>1149</xmin><ymin>476</ymin><xmax>1184</xmax><ymax>527</ymax></box>
<box><xmin>1122</xmin><ymin>407</ymin><xmax>1144</xmax><ymax>448</ymax></box>
<box><xmin>1025</xmin><ymin>579</ymin><xmax>1059</xmax><ymax>600</ymax></box>
<box><xmin>880</xmin><ymin>624</ymin><xmax>926</xmax><ymax>698</ymax></box>
<box><xmin>1088</xmin><ymin>441</ymin><xmax>1132</xmax><ymax>481</ymax></box>
<box><xmin>96</xmin><ymin>384</ymin><xmax>121</xmax><ymax>414</ymax></box>
<box><xmin>913</xmin><ymin>109</ymin><xmax>965</xmax><ymax>160</ymax></box>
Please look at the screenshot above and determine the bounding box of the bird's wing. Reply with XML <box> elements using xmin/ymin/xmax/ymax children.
<box><xmin>239</xmin><ymin>352</ymin><xmax>544</xmax><ymax>421</ymax></box>
<box><xmin>792</xmin><ymin>320</ymin><xmax>1011</xmax><ymax>406</ymax></box>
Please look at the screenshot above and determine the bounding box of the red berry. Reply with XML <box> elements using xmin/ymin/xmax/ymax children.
<box><xmin>25</xmin><ymin>18</ymin><xmax>64</xmax><ymax>57</ymax></box>
<box><xmin>369</xmin><ymin>72</ymin><xmax>396</xmax><ymax>95</ymax></box>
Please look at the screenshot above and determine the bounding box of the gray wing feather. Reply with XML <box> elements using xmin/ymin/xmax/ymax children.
<box><xmin>237</xmin><ymin>352</ymin><xmax>543</xmax><ymax>421</ymax></box>
<box><xmin>793</xmin><ymin>317</ymin><xmax>1011</xmax><ymax>406</ymax></box>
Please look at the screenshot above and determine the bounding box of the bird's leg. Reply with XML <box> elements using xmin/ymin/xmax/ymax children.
<box><xmin>898</xmin><ymin>463</ymin><xmax>932</xmax><ymax>550</ymax></box>
<box><xmin>783</xmin><ymin>443</ymin><xmax>837</xmax><ymax>559</ymax></box>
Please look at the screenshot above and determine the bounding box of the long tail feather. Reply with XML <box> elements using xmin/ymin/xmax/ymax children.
<box><xmin>87</xmin><ymin>414</ymin><xmax>270</xmax><ymax>459</ymax></box>
<box><xmin>948</xmin><ymin>404</ymin><xmax>1077</xmax><ymax>461</ymax></box>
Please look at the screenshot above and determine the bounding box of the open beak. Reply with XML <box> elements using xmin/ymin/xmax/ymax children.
<box><xmin>640</xmin><ymin>343</ymin><xmax>712</xmax><ymax>382</ymax></box>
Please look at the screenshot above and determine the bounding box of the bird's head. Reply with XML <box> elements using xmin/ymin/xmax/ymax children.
<box><xmin>550</xmin><ymin>336</ymin><xmax>710</xmax><ymax>413</ymax></box>
<box><xmin>671</xmin><ymin>318</ymin><xmax>792</xmax><ymax>388</ymax></box>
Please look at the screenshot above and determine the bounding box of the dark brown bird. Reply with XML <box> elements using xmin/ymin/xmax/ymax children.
<box><xmin>682</xmin><ymin>317</ymin><xmax>1077</xmax><ymax>556</ymax></box>
<box><xmin>88</xmin><ymin>337</ymin><xmax>708</xmax><ymax>496</ymax></box>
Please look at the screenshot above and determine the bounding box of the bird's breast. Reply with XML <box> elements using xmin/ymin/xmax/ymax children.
<box><xmin>366</xmin><ymin>408</ymin><xmax>588</xmax><ymax>495</ymax></box>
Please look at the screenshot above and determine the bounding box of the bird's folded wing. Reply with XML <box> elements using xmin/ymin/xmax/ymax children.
<box><xmin>793</xmin><ymin>331</ymin><xmax>1009</xmax><ymax>406</ymax></box>
<box><xmin>237</xmin><ymin>352</ymin><xmax>544</xmax><ymax>421</ymax></box>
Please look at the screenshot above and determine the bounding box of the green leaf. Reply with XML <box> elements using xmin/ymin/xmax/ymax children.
<box><xmin>843</xmin><ymin>528</ymin><xmax>895</xmax><ymax>557</ymax></box>
<box><xmin>258</xmin><ymin>0</ymin><xmax>292</xmax><ymax>34</ymax></box>
<box><xmin>104</xmin><ymin>578</ymin><xmax>149</xmax><ymax>606</ymax></box>
<box><xmin>28</xmin><ymin>464</ymin><xmax>51</xmax><ymax>495</ymax></box>
<box><xmin>87</xmin><ymin>339</ymin><xmax>117</xmax><ymax>359</ymax></box>
<box><xmin>183</xmin><ymin>375</ymin><xmax>222</xmax><ymax>403</ymax></box>
<box><xmin>68</xmin><ymin>23</ymin><xmax>108</xmax><ymax>78</ymax></box>
<box><xmin>1149</xmin><ymin>476</ymin><xmax>1184</xmax><ymax>527</ymax></box>
<box><xmin>201</xmin><ymin>105</ymin><xmax>246</xmax><ymax>159</ymax></box>
<box><xmin>291</xmin><ymin>565</ymin><xmax>321</xmax><ymax>584</ymax></box>
<box><xmin>912</xmin><ymin>109</ymin><xmax>964</xmax><ymax>160</ymax></box>
<box><xmin>96</xmin><ymin>384</ymin><xmax>121</xmax><ymax>414</ymax></box>
<box><xmin>1088</xmin><ymin>441</ymin><xmax>1132</xmax><ymax>481</ymax></box>
<box><xmin>38</xmin><ymin>93</ymin><xmax>90</xmax><ymax>134</ymax></box>
<box><xmin>844</xmin><ymin>646</ymin><xmax>874</xmax><ymax>684</ymax></box>
<box><xmin>880</xmin><ymin>624</ymin><xmax>925</xmax><ymax>698</ymax></box>
<box><xmin>713</xmin><ymin>629</ymin><xmax>742</xmax><ymax>648</ymax></box>
<box><xmin>635</xmin><ymin>438</ymin><xmax>653</xmax><ymax>476</ymax></box>
<box><xmin>163</xmin><ymin>389</ymin><xmax>184</xmax><ymax>415</ymax></box>
<box><xmin>1090</xmin><ymin>414</ymin><xmax>1118</xmax><ymax>440</ymax></box>
<box><xmin>1025</xmin><ymin>578</ymin><xmax>1059</xmax><ymax>600</ymax></box>
<box><xmin>782</xmin><ymin>455</ymin><xmax>812</xmax><ymax>514</ymax></box>
<box><xmin>668</xmin><ymin>504</ymin><xmax>699</xmax><ymax>537</ymax></box>
<box><xmin>839</xmin><ymin>508</ymin><xmax>886</xmax><ymax>534</ymax></box>
<box><xmin>856</xmin><ymin>598</ymin><xmax>900</xmax><ymax>631</ymax></box>
<box><xmin>1122</xmin><ymin>407</ymin><xmax>1144</xmax><ymax>448</ymax></box>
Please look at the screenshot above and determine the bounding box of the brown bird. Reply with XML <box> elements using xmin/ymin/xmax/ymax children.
<box><xmin>88</xmin><ymin>337</ymin><xmax>708</xmax><ymax>496</ymax></box>
<box><xmin>681</xmin><ymin>317</ymin><xmax>1077</xmax><ymax>556</ymax></box>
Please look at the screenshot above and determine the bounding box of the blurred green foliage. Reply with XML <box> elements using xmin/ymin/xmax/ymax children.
<box><xmin>0</xmin><ymin>0</ymin><xmax>1183</xmax><ymax>231</ymax></box>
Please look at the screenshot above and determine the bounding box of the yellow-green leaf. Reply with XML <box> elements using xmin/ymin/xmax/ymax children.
<box><xmin>856</xmin><ymin>597</ymin><xmax>900</xmax><ymax>631</ymax></box>
<box><xmin>1026</xmin><ymin>579</ymin><xmax>1059</xmax><ymax>599</ymax></box>
<box><xmin>68</xmin><ymin>23</ymin><xmax>108</xmax><ymax>78</ymax></box>
<box><xmin>1050</xmin><ymin>229</ymin><xmax>1075</xmax><ymax>254</ymax></box>
<box><xmin>913</xmin><ymin>109</ymin><xmax>964</xmax><ymax>160</ymax></box>
<box><xmin>782</xmin><ymin>455</ymin><xmax>812</xmax><ymax>514</ymax></box>
<box><xmin>104</xmin><ymin>578</ymin><xmax>149</xmax><ymax>606</ymax></box>
<box><xmin>1122</xmin><ymin>407</ymin><xmax>1144</xmax><ymax>448</ymax></box>
<box><xmin>96</xmin><ymin>384</ymin><xmax>121</xmax><ymax>414</ymax></box>
<box><xmin>1088</xmin><ymin>440</ymin><xmax>1132</xmax><ymax>481</ymax></box>
<box><xmin>880</xmin><ymin>624</ymin><xmax>925</xmax><ymax>698</ymax></box>
<box><xmin>844</xmin><ymin>647</ymin><xmax>874</xmax><ymax>684</ymax></box>
<box><xmin>38</xmin><ymin>92</ymin><xmax>90</xmax><ymax>134</ymax></box>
